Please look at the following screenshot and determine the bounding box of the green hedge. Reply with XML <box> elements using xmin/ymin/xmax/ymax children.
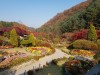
<box><xmin>97</xmin><ymin>39</ymin><xmax>100</xmax><ymax>50</ymax></box>
<box><xmin>94</xmin><ymin>50</ymin><xmax>100</xmax><ymax>61</ymax></box>
<box><xmin>68</xmin><ymin>39</ymin><xmax>98</xmax><ymax>50</ymax></box>
<box><xmin>20</xmin><ymin>40</ymin><xmax>30</xmax><ymax>45</ymax></box>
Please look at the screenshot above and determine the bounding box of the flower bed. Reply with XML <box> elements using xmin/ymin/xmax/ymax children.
<box><xmin>26</xmin><ymin>47</ymin><xmax>52</xmax><ymax>56</ymax></box>
<box><xmin>0</xmin><ymin>56</ymin><xmax>33</xmax><ymax>71</ymax></box>
<box><xmin>71</xmin><ymin>50</ymin><xmax>96</xmax><ymax>58</ymax></box>
<box><xmin>0</xmin><ymin>46</ymin><xmax>13</xmax><ymax>49</ymax></box>
<box><xmin>0</xmin><ymin>52</ymin><xmax>30</xmax><ymax>69</ymax></box>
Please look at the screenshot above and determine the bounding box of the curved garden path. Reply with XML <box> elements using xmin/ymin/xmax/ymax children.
<box><xmin>14</xmin><ymin>48</ymin><xmax>71</xmax><ymax>75</ymax></box>
<box><xmin>0</xmin><ymin>48</ymin><xmax>71</xmax><ymax>75</ymax></box>
<box><xmin>0</xmin><ymin>48</ymin><xmax>94</xmax><ymax>75</ymax></box>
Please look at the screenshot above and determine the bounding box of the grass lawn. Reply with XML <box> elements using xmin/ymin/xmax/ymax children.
<box><xmin>28</xmin><ymin>63</ymin><xmax>63</xmax><ymax>75</ymax></box>
<box><xmin>28</xmin><ymin>62</ymin><xmax>71</xmax><ymax>75</ymax></box>
<box><xmin>57</xmin><ymin>58</ymin><xmax>67</xmax><ymax>66</ymax></box>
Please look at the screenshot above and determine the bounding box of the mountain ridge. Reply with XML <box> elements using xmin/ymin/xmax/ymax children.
<box><xmin>0</xmin><ymin>21</ymin><xmax>35</xmax><ymax>36</ymax></box>
<box><xmin>37</xmin><ymin>0</ymin><xmax>93</xmax><ymax>33</ymax></box>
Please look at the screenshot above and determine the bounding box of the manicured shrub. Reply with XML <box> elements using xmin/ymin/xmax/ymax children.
<box><xmin>94</xmin><ymin>50</ymin><xmax>100</xmax><ymax>61</ymax></box>
<box><xmin>20</xmin><ymin>40</ymin><xmax>30</xmax><ymax>45</ymax></box>
<box><xmin>97</xmin><ymin>39</ymin><xmax>100</xmax><ymax>50</ymax></box>
<box><xmin>68</xmin><ymin>39</ymin><xmax>98</xmax><ymax>50</ymax></box>
<box><xmin>20</xmin><ymin>33</ymin><xmax>36</xmax><ymax>46</ymax></box>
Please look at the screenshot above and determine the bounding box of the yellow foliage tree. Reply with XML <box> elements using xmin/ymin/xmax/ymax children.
<box><xmin>29</xmin><ymin>33</ymin><xmax>36</xmax><ymax>46</ymax></box>
<box><xmin>10</xmin><ymin>29</ymin><xmax>18</xmax><ymax>47</ymax></box>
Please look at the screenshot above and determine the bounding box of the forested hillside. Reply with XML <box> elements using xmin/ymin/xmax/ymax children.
<box><xmin>37</xmin><ymin>0</ymin><xmax>100</xmax><ymax>35</ymax></box>
<box><xmin>60</xmin><ymin>0</ymin><xmax>100</xmax><ymax>33</ymax></box>
<box><xmin>0</xmin><ymin>21</ymin><xmax>33</xmax><ymax>36</ymax></box>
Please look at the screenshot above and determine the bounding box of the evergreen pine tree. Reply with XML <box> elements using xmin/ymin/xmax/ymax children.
<box><xmin>10</xmin><ymin>29</ymin><xmax>18</xmax><ymax>47</ymax></box>
<box><xmin>29</xmin><ymin>33</ymin><xmax>36</xmax><ymax>46</ymax></box>
<box><xmin>87</xmin><ymin>23</ymin><xmax>97</xmax><ymax>41</ymax></box>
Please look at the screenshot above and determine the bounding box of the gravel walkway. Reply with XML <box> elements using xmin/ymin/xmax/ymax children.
<box><xmin>0</xmin><ymin>48</ymin><xmax>71</xmax><ymax>75</ymax></box>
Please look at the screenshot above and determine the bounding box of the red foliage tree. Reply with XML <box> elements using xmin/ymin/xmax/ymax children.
<box><xmin>72</xmin><ymin>29</ymin><xmax>88</xmax><ymax>40</ymax></box>
<box><xmin>33</xmin><ymin>32</ymin><xmax>39</xmax><ymax>37</ymax></box>
<box><xmin>96</xmin><ymin>30</ymin><xmax>100</xmax><ymax>39</ymax></box>
<box><xmin>0</xmin><ymin>27</ymin><xmax>30</xmax><ymax>36</ymax></box>
<box><xmin>72</xmin><ymin>29</ymin><xmax>100</xmax><ymax>41</ymax></box>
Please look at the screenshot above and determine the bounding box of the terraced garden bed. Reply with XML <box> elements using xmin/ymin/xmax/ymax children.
<box><xmin>0</xmin><ymin>46</ymin><xmax>13</xmax><ymax>49</ymax></box>
<box><xmin>26</xmin><ymin>47</ymin><xmax>55</xmax><ymax>56</ymax></box>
